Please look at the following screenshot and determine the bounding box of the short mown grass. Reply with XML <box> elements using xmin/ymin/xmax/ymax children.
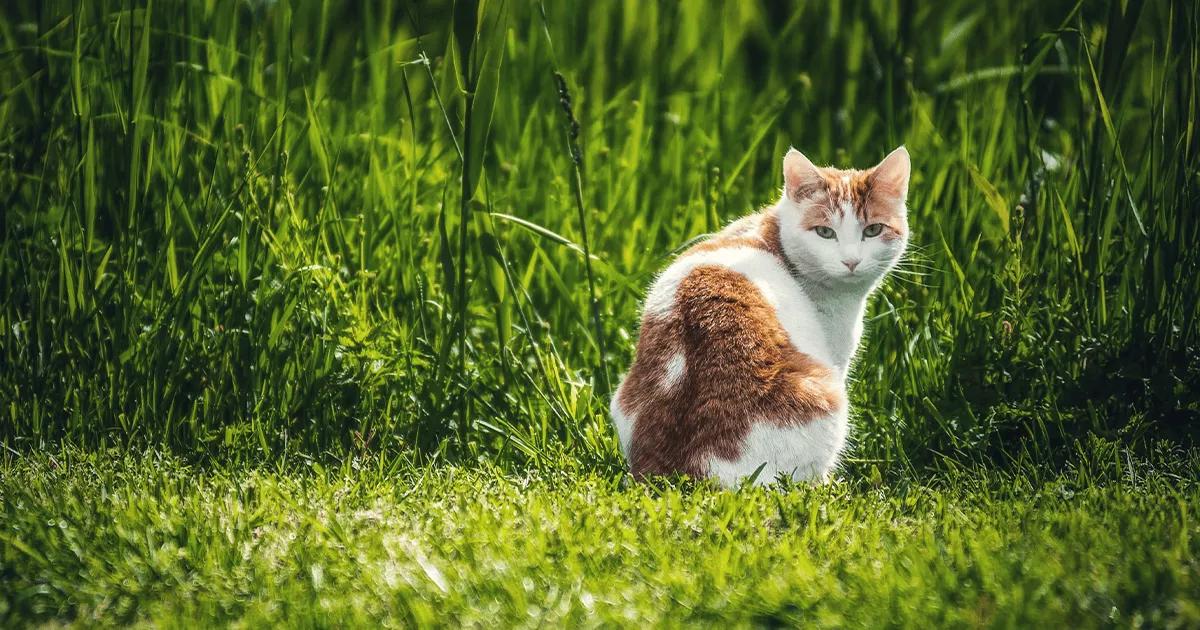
<box><xmin>1</xmin><ymin>0</ymin><xmax>1198</xmax><ymax>626</ymax></box>
<box><xmin>3</xmin><ymin>443</ymin><xmax>1198</xmax><ymax>627</ymax></box>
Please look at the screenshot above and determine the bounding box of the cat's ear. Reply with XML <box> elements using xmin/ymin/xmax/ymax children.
<box><xmin>783</xmin><ymin>148</ymin><xmax>824</xmax><ymax>202</ymax></box>
<box><xmin>869</xmin><ymin>146</ymin><xmax>910</xmax><ymax>202</ymax></box>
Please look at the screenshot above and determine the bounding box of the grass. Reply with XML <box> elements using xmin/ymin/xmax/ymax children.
<box><xmin>1</xmin><ymin>0</ymin><xmax>1198</xmax><ymax>626</ymax></box>
<box><xmin>3</xmin><ymin>443</ymin><xmax>1199</xmax><ymax>627</ymax></box>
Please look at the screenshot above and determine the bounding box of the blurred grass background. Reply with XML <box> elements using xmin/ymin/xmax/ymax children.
<box><xmin>1</xmin><ymin>0</ymin><xmax>1197</xmax><ymax>474</ymax></box>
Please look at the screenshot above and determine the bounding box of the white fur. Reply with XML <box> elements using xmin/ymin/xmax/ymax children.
<box><xmin>610</xmin><ymin>385</ymin><xmax>635</xmax><ymax>459</ymax></box>
<box><xmin>707</xmin><ymin>409</ymin><xmax>849</xmax><ymax>487</ymax></box>
<box><xmin>662</xmin><ymin>353</ymin><xmax>686</xmax><ymax>390</ymax></box>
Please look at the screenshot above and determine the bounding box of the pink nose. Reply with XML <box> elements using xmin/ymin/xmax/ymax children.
<box><xmin>842</xmin><ymin>259</ymin><xmax>860</xmax><ymax>272</ymax></box>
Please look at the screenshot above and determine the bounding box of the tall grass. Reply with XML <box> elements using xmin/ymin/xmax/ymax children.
<box><xmin>0</xmin><ymin>0</ymin><xmax>1196</xmax><ymax>472</ymax></box>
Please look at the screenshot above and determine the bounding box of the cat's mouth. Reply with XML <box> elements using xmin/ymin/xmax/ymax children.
<box><xmin>832</xmin><ymin>265</ymin><xmax>875</xmax><ymax>281</ymax></box>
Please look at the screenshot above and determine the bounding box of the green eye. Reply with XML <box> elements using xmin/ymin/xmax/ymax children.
<box><xmin>814</xmin><ymin>226</ymin><xmax>837</xmax><ymax>239</ymax></box>
<box><xmin>863</xmin><ymin>223</ymin><xmax>885</xmax><ymax>238</ymax></box>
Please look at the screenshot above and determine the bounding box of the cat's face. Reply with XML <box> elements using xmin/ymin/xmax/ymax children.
<box><xmin>777</xmin><ymin>147</ymin><xmax>910</xmax><ymax>289</ymax></box>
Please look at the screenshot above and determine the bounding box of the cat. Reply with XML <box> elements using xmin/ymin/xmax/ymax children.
<box><xmin>610</xmin><ymin>146</ymin><xmax>910</xmax><ymax>487</ymax></box>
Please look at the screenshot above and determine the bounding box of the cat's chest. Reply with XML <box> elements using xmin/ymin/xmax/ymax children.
<box><xmin>777</xmin><ymin>283</ymin><xmax>864</xmax><ymax>376</ymax></box>
<box><xmin>816</xmin><ymin>307</ymin><xmax>864</xmax><ymax>374</ymax></box>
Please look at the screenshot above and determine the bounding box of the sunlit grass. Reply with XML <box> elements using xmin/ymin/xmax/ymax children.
<box><xmin>2</xmin><ymin>444</ymin><xmax>1198</xmax><ymax>627</ymax></box>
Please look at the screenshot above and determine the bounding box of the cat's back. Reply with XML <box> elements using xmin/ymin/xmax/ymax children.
<box><xmin>611</xmin><ymin>209</ymin><xmax>847</xmax><ymax>485</ymax></box>
<box><xmin>644</xmin><ymin>210</ymin><xmax>831</xmax><ymax>365</ymax></box>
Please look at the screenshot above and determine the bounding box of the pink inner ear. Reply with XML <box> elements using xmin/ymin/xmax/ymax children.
<box><xmin>870</xmin><ymin>174</ymin><xmax>906</xmax><ymax>201</ymax></box>
<box><xmin>870</xmin><ymin>147</ymin><xmax>910</xmax><ymax>201</ymax></box>
<box><xmin>783</xmin><ymin>149</ymin><xmax>824</xmax><ymax>200</ymax></box>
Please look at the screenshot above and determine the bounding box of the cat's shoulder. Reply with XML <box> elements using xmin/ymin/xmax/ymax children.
<box><xmin>679</xmin><ymin>208</ymin><xmax>785</xmax><ymax>261</ymax></box>
<box><xmin>642</xmin><ymin>208</ymin><xmax>796</xmax><ymax>319</ymax></box>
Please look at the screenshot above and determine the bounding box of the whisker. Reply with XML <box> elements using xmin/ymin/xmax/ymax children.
<box><xmin>886</xmin><ymin>274</ymin><xmax>939</xmax><ymax>289</ymax></box>
<box><xmin>889</xmin><ymin>268</ymin><xmax>932</xmax><ymax>277</ymax></box>
<box><xmin>896</xmin><ymin>263</ymin><xmax>934</xmax><ymax>271</ymax></box>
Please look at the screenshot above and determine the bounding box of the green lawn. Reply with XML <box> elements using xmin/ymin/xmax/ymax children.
<box><xmin>3</xmin><ymin>445</ymin><xmax>1198</xmax><ymax>627</ymax></box>
<box><xmin>1</xmin><ymin>0</ymin><xmax>1198</xmax><ymax>626</ymax></box>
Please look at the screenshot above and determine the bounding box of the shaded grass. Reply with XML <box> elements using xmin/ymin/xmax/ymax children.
<box><xmin>1</xmin><ymin>442</ymin><xmax>1198</xmax><ymax>627</ymax></box>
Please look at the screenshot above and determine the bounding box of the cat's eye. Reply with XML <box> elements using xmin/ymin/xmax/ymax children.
<box><xmin>863</xmin><ymin>223</ymin><xmax>885</xmax><ymax>238</ymax></box>
<box><xmin>814</xmin><ymin>226</ymin><xmax>837</xmax><ymax>239</ymax></box>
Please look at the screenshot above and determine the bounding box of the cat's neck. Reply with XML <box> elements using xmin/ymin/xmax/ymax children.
<box><xmin>795</xmin><ymin>275</ymin><xmax>870</xmax><ymax>373</ymax></box>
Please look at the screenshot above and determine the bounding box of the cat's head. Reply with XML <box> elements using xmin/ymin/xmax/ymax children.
<box><xmin>776</xmin><ymin>146</ymin><xmax>910</xmax><ymax>289</ymax></box>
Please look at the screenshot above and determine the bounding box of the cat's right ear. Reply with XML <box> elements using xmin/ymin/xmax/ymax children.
<box><xmin>783</xmin><ymin>148</ymin><xmax>823</xmax><ymax>202</ymax></box>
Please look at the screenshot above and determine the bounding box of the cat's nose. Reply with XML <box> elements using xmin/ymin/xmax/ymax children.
<box><xmin>842</xmin><ymin>259</ymin><xmax>860</xmax><ymax>272</ymax></box>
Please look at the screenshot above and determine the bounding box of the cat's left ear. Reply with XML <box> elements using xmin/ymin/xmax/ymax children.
<box><xmin>869</xmin><ymin>146</ymin><xmax>910</xmax><ymax>203</ymax></box>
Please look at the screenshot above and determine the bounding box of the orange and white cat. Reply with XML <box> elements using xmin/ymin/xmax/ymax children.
<box><xmin>611</xmin><ymin>146</ymin><xmax>910</xmax><ymax>487</ymax></box>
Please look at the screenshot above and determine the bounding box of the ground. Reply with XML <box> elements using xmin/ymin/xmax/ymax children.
<box><xmin>2</xmin><ymin>445</ymin><xmax>1197</xmax><ymax>627</ymax></box>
